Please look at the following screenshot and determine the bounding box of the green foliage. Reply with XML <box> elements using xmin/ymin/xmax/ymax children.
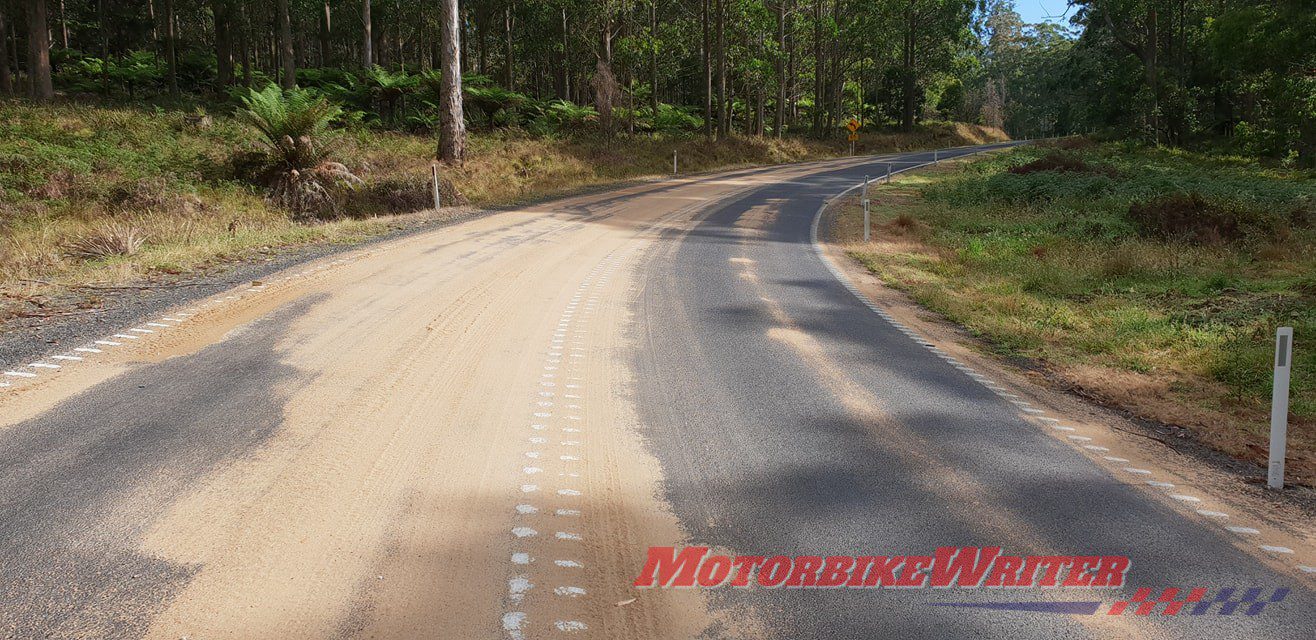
<box><xmin>237</xmin><ymin>84</ymin><xmax>344</xmax><ymax>169</ymax></box>
<box><xmin>235</xmin><ymin>85</ymin><xmax>360</xmax><ymax>218</ymax></box>
<box><xmin>647</xmin><ymin>103</ymin><xmax>703</xmax><ymax>133</ymax></box>
<box><xmin>107</xmin><ymin>51</ymin><xmax>166</xmax><ymax>97</ymax></box>
<box><xmin>363</xmin><ymin>66</ymin><xmax>419</xmax><ymax>124</ymax></box>
<box><xmin>856</xmin><ymin>142</ymin><xmax>1316</xmax><ymax>427</ymax></box>
<box><xmin>462</xmin><ymin>74</ymin><xmax>531</xmax><ymax>129</ymax></box>
<box><xmin>528</xmin><ymin>100</ymin><xmax>599</xmax><ymax>134</ymax></box>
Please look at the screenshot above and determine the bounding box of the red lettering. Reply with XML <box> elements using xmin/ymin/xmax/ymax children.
<box><xmin>983</xmin><ymin>555</ymin><xmax>1022</xmax><ymax>587</ymax></box>
<box><xmin>1092</xmin><ymin>556</ymin><xmax>1130</xmax><ymax>587</ymax></box>
<box><xmin>929</xmin><ymin>546</ymin><xmax>1001</xmax><ymax>588</ymax></box>
<box><xmin>1062</xmin><ymin>556</ymin><xmax>1100</xmax><ymax>587</ymax></box>
<box><xmin>1015</xmin><ymin>556</ymin><xmax>1041</xmax><ymax>588</ymax></box>
<box><xmin>816</xmin><ymin>556</ymin><xmax>855</xmax><ymax>588</ymax></box>
<box><xmin>758</xmin><ymin>556</ymin><xmax>792</xmax><ymax>588</ymax></box>
<box><xmin>862</xmin><ymin>556</ymin><xmax>905</xmax><ymax>587</ymax></box>
<box><xmin>634</xmin><ymin>546</ymin><xmax>709</xmax><ymax>588</ymax></box>
<box><xmin>895</xmin><ymin>556</ymin><xmax>931</xmax><ymax>587</ymax></box>
<box><xmin>785</xmin><ymin>555</ymin><xmax>823</xmax><ymax>587</ymax></box>
<box><xmin>1036</xmin><ymin>556</ymin><xmax>1069</xmax><ymax>587</ymax></box>
<box><xmin>847</xmin><ymin>556</ymin><xmax>879</xmax><ymax>587</ymax></box>
<box><xmin>696</xmin><ymin>555</ymin><xmax>732</xmax><ymax>587</ymax></box>
<box><xmin>729</xmin><ymin>556</ymin><xmax>766</xmax><ymax>587</ymax></box>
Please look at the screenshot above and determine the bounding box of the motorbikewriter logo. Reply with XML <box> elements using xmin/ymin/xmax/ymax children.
<box><xmin>633</xmin><ymin>546</ymin><xmax>1290</xmax><ymax>616</ymax></box>
<box><xmin>633</xmin><ymin>546</ymin><xmax>1130</xmax><ymax>590</ymax></box>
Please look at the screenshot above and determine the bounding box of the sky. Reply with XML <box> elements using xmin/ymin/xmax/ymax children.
<box><xmin>1015</xmin><ymin>0</ymin><xmax>1076</xmax><ymax>25</ymax></box>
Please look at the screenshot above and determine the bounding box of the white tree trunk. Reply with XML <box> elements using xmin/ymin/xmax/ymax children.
<box><xmin>438</xmin><ymin>0</ymin><xmax>465</xmax><ymax>165</ymax></box>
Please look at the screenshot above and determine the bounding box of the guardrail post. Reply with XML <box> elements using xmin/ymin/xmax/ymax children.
<box><xmin>1268</xmin><ymin>327</ymin><xmax>1294</xmax><ymax>489</ymax></box>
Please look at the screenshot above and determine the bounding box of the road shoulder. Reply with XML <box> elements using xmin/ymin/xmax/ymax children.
<box><xmin>814</xmin><ymin>176</ymin><xmax>1316</xmax><ymax>580</ymax></box>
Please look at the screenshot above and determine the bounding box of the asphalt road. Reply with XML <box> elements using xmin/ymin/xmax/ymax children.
<box><xmin>630</xmin><ymin>147</ymin><xmax>1314</xmax><ymax>639</ymax></box>
<box><xmin>0</xmin><ymin>143</ymin><xmax>1310</xmax><ymax>639</ymax></box>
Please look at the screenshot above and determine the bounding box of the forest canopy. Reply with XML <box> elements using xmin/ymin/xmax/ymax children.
<box><xmin>0</xmin><ymin>0</ymin><xmax>1312</xmax><ymax>164</ymax></box>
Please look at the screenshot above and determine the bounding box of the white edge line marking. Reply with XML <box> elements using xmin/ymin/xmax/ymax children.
<box><xmin>805</xmin><ymin>147</ymin><xmax>1258</xmax><ymax>530</ymax></box>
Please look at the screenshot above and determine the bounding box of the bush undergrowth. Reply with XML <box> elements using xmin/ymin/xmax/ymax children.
<box><xmin>843</xmin><ymin>140</ymin><xmax>1316</xmax><ymax>481</ymax></box>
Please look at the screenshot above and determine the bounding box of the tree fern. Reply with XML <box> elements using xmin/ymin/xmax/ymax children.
<box><xmin>235</xmin><ymin>84</ymin><xmax>359</xmax><ymax>218</ymax></box>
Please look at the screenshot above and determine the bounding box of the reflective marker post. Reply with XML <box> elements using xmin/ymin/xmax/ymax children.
<box><xmin>862</xmin><ymin>176</ymin><xmax>871</xmax><ymax>243</ymax></box>
<box><xmin>1268</xmin><ymin>327</ymin><xmax>1294</xmax><ymax>489</ymax></box>
<box><xmin>885</xmin><ymin>162</ymin><xmax>893</xmax><ymax>184</ymax></box>
<box><xmin>862</xmin><ymin>199</ymin><xmax>871</xmax><ymax>243</ymax></box>
<box><xmin>431</xmin><ymin>163</ymin><xmax>442</xmax><ymax>210</ymax></box>
<box><xmin>673</xmin><ymin>150</ymin><xmax>678</xmax><ymax>176</ymax></box>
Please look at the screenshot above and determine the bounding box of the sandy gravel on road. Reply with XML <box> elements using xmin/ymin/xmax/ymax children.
<box><xmin>0</xmin><ymin>162</ymin><xmax>862</xmax><ymax>639</ymax></box>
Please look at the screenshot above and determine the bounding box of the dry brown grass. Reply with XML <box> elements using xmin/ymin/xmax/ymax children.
<box><xmin>340</xmin><ymin>124</ymin><xmax>1006</xmax><ymax>214</ymax></box>
<box><xmin>0</xmin><ymin>100</ymin><xmax>1005</xmax><ymax>323</ymax></box>
<box><xmin>62</xmin><ymin>224</ymin><xmax>146</xmax><ymax>259</ymax></box>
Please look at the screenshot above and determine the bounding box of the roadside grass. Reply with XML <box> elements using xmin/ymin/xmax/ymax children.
<box><xmin>0</xmin><ymin>99</ymin><xmax>1005</xmax><ymax>321</ymax></box>
<box><xmin>836</xmin><ymin>141</ymin><xmax>1316</xmax><ymax>484</ymax></box>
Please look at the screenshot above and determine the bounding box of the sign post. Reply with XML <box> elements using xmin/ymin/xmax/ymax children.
<box><xmin>846</xmin><ymin>119</ymin><xmax>860</xmax><ymax>156</ymax></box>
<box><xmin>1268</xmin><ymin>327</ymin><xmax>1294</xmax><ymax>489</ymax></box>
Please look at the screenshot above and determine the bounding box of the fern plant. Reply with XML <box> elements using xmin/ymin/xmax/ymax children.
<box><xmin>236</xmin><ymin>85</ymin><xmax>361</xmax><ymax>219</ymax></box>
<box><xmin>106</xmin><ymin>51</ymin><xmax>164</xmax><ymax>98</ymax></box>
<box><xmin>363</xmin><ymin>66</ymin><xmax>418</xmax><ymax>124</ymax></box>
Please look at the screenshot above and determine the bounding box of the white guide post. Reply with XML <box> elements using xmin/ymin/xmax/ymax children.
<box><xmin>1268</xmin><ymin>327</ymin><xmax>1294</xmax><ymax>489</ymax></box>
<box><xmin>862</xmin><ymin>175</ymin><xmax>871</xmax><ymax>243</ymax></box>
<box><xmin>863</xmin><ymin>199</ymin><xmax>871</xmax><ymax>243</ymax></box>
<box><xmin>431</xmin><ymin>164</ymin><xmax>442</xmax><ymax>210</ymax></box>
